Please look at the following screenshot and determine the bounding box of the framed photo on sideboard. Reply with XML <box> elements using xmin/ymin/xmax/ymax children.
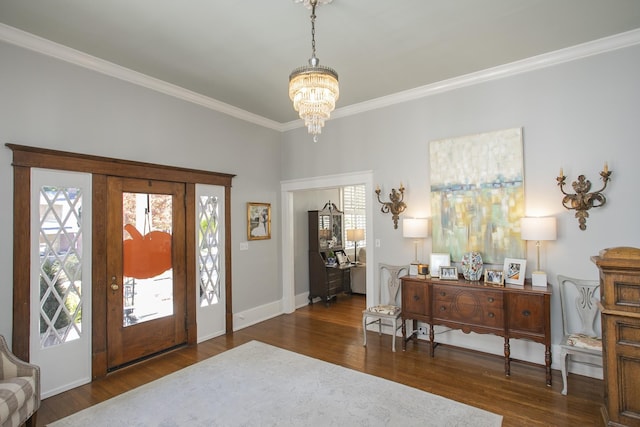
<box><xmin>430</xmin><ymin>253</ymin><xmax>450</xmax><ymax>278</ymax></box>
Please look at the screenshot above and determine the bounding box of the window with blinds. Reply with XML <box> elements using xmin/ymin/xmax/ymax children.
<box><xmin>342</xmin><ymin>185</ymin><xmax>366</xmax><ymax>250</ymax></box>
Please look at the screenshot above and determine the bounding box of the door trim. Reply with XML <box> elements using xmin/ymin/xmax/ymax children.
<box><xmin>280</xmin><ymin>171</ymin><xmax>375</xmax><ymax>312</ymax></box>
<box><xmin>8</xmin><ymin>144</ymin><xmax>234</xmax><ymax>379</ymax></box>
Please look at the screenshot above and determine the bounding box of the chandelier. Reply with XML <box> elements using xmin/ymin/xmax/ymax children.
<box><xmin>289</xmin><ymin>0</ymin><xmax>339</xmax><ymax>142</ymax></box>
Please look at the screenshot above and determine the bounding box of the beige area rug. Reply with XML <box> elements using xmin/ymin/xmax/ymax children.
<box><xmin>49</xmin><ymin>341</ymin><xmax>502</xmax><ymax>427</ymax></box>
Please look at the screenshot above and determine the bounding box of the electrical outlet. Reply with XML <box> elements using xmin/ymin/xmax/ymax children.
<box><xmin>417</xmin><ymin>326</ymin><xmax>428</xmax><ymax>335</ymax></box>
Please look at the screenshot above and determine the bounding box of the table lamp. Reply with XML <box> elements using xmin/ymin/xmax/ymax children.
<box><xmin>402</xmin><ymin>218</ymin><xmax>430</xmax><ymax>264</ymax></box>
<box><xmin>520</xmin><ymin>217</ymin><xmax>557</xmax><ymax>287</ymax></box>
<box><xmin>346</xmin><ymin>228</ymin><xmax>365</xmax><ymax>264</ymax></box>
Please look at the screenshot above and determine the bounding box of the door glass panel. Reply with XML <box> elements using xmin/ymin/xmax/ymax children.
<box><xmin>198</xmin><ymin>195</ymin><xmax>220</xmax><ymax>307</ymax></box>
<box><xmin>122</xmin><ymin>192</ymin><xmax>173</xmax><ymax>326</ymax></box>
<box><xmin>38</xmin><ymin>186</ymin><xmax>84</xmax><ymax>348</ymax></box>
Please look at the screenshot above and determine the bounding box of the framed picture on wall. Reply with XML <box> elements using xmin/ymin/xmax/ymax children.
<box><xmin>429</xmin><ymin>128</ymin><xmax>525</xmax><ymax>263</ymax></box>
<box><xmin>247</xmin><ymin>202</ymin><xmax>271</xmax><ymax>240</ymax></box>
<box><xmin>503</xmin><ymin>258</ymin><xmax>526</xmax><ymax>286</ymax></box>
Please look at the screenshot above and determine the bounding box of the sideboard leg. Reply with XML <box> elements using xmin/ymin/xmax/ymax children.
<box><xmin>429</xmin><ymin>325</ymin><xmax>435</xmax><ymax>357</ymax></box>
<box><xmin>401</xmin><ymin>318</ymin><xmax>407</xmax><ymax>351</ymax></box>
<box><xmin>410</xmin><ymin>320</ymin><xmax>417</xmax><ymax>343</ymax></box>
<box><xmin>545</xmin><ymin>345</ymin><xmax>552</xmax><ymax>386</ymax></box>
<box><xmin>504</xmin><ymin>338</ymin><xmax>511</xmax><ymax>377</ymax></box>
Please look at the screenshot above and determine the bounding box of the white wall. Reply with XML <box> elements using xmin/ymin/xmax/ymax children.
<box><xmin>282</xmin><ymin>43</ymin><xmax>640</xmax><ymax>373</ymax></box>
<box><xmin>0</xmin><ymin>41</ymin><xmax>282</xmax><ymax>342</ymax></box>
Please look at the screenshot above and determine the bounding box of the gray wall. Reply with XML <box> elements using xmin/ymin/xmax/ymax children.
<box><xmin>2</xmin><ymin>35</ymin><xmax>640</xmax><ymax>373</ymax></box>
<box><xmin>282</xmin><ymin>44</ymin><xmax>640</xmax><ymax>364</ymax></box>
<box><xmin>0</xmin><ymin>41</ymin><xmax>282</xmax><ymax>341</ymax></box>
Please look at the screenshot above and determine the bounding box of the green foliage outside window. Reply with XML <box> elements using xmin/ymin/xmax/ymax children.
<box><xmin>40</xmin><ymin>256</ymin><xmax>81</xmax><ymax>335</ymax></box>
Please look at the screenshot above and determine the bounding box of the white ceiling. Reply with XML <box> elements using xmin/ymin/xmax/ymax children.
<box><xmin>1</xmin><ymin>0</ymin><xmax>640</xmax><ymax>126</ymax></box>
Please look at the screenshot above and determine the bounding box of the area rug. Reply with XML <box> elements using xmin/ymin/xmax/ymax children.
<box><xmin>48</xmin><ymin>340</ymin><xmax>502</xmax><ymax>426</ymax></box>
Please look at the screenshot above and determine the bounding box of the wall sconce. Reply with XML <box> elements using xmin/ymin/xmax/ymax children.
<box><xmin>375</xmin><ymin>183</ymin><xmax>406</xmax><ymax>229</ymax></box>
<box><xmin>556</xmin><ymin>164</ymin><xmax>611</xmax><ymax>230</ymax></box>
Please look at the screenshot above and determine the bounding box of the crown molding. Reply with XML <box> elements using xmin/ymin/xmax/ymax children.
<box><xmin>283</xmin><ymin>27</ymin><xmax>640</xmax><ymax>131</ymax></box>
<box><xmin>2</xmin><ymin>23</ymin><xmax>639</xmax><ymax>133</ymax></box>
<box><xmin>0</xmin><ymin>23</ymin><xmax>283</xmax><ymax>132</ymax></box>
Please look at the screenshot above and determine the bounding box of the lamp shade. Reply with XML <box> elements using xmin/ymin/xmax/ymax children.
<box><xmin>520</xmin><ymin>217</ymin><xmax>557</xmax><ymax>241</ymax></box>
<box><xmin>402</xmin><ymin>218</ymin><xmax>430</xmax><ymax>238</ymax></box>
<box><xmin>346</xmin><ymin>228</ymin><xmax>365</xmax><ymax>242</ymax></box>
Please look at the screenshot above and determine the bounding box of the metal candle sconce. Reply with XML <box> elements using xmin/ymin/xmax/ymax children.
<box><xmin>556</xmin><ymin>163</ymin><xmax>612</xmax><ymax>230</ymax></box>
<box><xmin>375</xmin><ymin>183</ymin><xmax>406</xmax><ymax>229</ymax></box>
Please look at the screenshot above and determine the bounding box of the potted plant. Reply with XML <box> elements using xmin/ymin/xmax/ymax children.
<box><xmin>326</xmin><ymin>250</ymin><xmax>337</xmax><ymax>265</ymax></box>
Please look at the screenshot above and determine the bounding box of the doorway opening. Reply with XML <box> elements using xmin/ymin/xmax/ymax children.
<box><xmin>280</xmin><ymin>171</ymin><xmax>376</xmax><ymax>312</ymax></box>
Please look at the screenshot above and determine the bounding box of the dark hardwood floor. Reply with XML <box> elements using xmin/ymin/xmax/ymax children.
<box><xmin>38</xmin><ymin>294</ymin><xmax>603</xmax><ymax>426</ymax></box>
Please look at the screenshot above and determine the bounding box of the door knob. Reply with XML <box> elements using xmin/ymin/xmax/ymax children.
<box><xmin>110</xmin><ymin>276</ymin><xmax>119</xmax><ymax>291</ymax></box>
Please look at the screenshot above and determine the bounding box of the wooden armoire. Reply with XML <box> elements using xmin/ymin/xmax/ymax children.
<box><xmin>592</xmin><ymin>247</ymin><xmax>640</xmax><ymax>427</ymax></box>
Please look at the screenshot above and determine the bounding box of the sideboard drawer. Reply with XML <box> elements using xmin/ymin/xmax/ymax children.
<box><xmin>507</xmin><ymin>293</ymin><xmax>545</xmax><ymax>334</ymax></box>
<box><xmin>402</xmin><ymin>279</ymin><xmax>430</xmax><ymax>317</ymax></box>
<box><xmin>433</xmin><ymin>285</ymin><xmax>504</xmax><ymax>328</ymax></box>
<box><xmin>609</xmin><ymin>278</ymin><xmax>640</xmax><ymax>311</ymax></box>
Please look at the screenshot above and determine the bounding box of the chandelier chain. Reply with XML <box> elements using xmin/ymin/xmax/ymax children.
<box><xmin>310</xmin><ymin>0</ymin><xmax>317</xmax><ymax>59</ymax></box>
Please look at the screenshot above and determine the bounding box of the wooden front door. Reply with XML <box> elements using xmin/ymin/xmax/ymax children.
<box><xmin>106</xmin><ymin>177</ymin><xmax>187</xmax><ymax>369</ymax></box>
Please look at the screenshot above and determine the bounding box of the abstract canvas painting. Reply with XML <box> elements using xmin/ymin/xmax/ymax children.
<box><xmin>429</xmin><ymin>128</ymin><xmax>525</xmax><ymax>263</ymax></box>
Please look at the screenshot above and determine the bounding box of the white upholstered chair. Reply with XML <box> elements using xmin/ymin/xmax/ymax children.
<box><xmin>350</xmin><ymin>248</ymin><xmax>367</xmax><ymax>294</ymax></box>
<box><xmin>0</xmin><ymin>335</ymin><xmax>40</xmax><ymax>427</ymax></box>
<box><xmin>362</xmin><ymin>263</ymin><xmax>408</xmax><ymax>352</ymax></box>
<box><xmin>557</xmin><ymin>275</ymin><xmax>603</xmax><ymax>396</ymax></box>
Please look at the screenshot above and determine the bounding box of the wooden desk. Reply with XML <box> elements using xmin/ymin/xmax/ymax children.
<box><xmin>401</xmin><ymin>275</ymin><xmax>552</xmax><ymax>386</ymax></box>
<box><xmin>308</xmin><ymin>251</ymin><xmax>351</xmax><ymax>305</ymax></box>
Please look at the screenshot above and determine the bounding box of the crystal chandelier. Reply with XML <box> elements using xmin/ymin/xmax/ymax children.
<box><xmin>289</xmin><ymin>0</ymin><xmax>339</xmax><ymax>142</ymax></box>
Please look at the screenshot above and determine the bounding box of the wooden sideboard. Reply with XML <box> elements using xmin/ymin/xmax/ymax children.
<box><xmin>592</xmin><ymin>247</ymin><xmax>640</xmax><ymax>427</ymax></box>
<box><xmin>401</xmin><ymin>275</ymin><xmax>552</xmax><ymax>386</ymax></box>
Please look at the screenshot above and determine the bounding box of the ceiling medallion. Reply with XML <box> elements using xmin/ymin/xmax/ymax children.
<box><xmin>293</xmin><ymin>0</ymin><xmax>333</xmax><ymax>10</ymax></box>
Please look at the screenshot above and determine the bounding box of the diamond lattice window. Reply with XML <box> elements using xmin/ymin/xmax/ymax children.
<box><xmin>38</xmin><ymin>186</ymin><xmax>84</xmax><ymax>348</ymax></box>
<box><xmin>198</xmin><ymin>195</ymin><xmax>220</xmax><ymax>306</ymax></box>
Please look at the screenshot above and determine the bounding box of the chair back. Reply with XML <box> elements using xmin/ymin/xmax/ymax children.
<box><xmin>379</xmin><ymin>263</ymin><xmax>409</xmax><ymax>306</ymax></box>
<box><xmin>558</xmin><ymin>275</ymin><xmax>601</xmax><ymax>338</ymax></box>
